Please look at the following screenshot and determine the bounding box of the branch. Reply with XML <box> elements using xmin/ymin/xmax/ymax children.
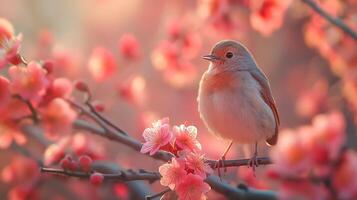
<box><xmin>40</xmin><ymin>167</ymin><xmax>161</xmax><ymax>182</ymax></box>
<box><xmin>73</xmin><ymin>119</ymin><xmax>277</xmax><ymax>199</ymax></box>
<box><xmin>207</xmin><ymin>157</ymin><xmax>272</xmax><ymax>169</ymax></box>
<box><xmin>302</xmin><ymin>0</ymin><xmax>357</xmax><ymax>41</ymax></box>
<box><xmin>9</xmin><ymin>142</ymin><xmax>43</xmax><ymax>166</ymax></box>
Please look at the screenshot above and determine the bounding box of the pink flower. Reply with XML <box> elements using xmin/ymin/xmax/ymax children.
<box><xmin>250</xmin><ymin>0</ymin><xmax>292</xmax><ymax>36</ymax></box>
<box><xmin>270</xmin><ymin>129</ymin><xmax>311</xmax><ymax>176</ymax></box>
<box><xmin>41</xmin><ymin>77</ymin><xmax>73</xmax><ymax>105</ymax></box>
<box><xmin>332</xmin><ymin>150</ymin><xmax>357</xmax><ymax>200</ymax></box>
<box><xmin>175</xmin><ymin>174</ymin><xmax>211</xmax><ymax>200</ymax></box>
<box><xmin>0</xmin><ymin>120</ymin><xmax>26</xmax><ymax>149</ymax></box>
<box><xmin>117</xmin><ymin>75</ymin><xmax>146</xmax><ymax>106</ymax></box>
<box><xmin>304</xmin><ymin>112</ymin><xmax>345</xmax><ymax>175</ymax></box>
<box><xmin>0</xmin><ymin>17</ymin><xmax>14</xmax><ymax>48</ymax></box>
<box><xmin>185</xmin><ymin>152</ymin><xmax>213</xmax><ymax>179</ymax></box>
<box><xmin>140</xmin><ymin>118</ymin><xmax>172</xmax><ymax>155</ymax></box>
<box><xmin>159</xmin><ymin>157</ymin><xmax>187</xmax><ymax>190</ymax></box>
<box><xmin>4</xmin><ymin>34</ymin><xmax>22</xmax><ymax>65</ymax></box>
<box><xmin>41</xmin><ymin>98</ymin><xmax>77</xmax><ymax>138</ymax></box>
<box><xmin>9</xmin><ymin>61</ymin><xmax>49</xmax><ymax>100</ymax></box>
<box><xmin>173</xmin><ymin>125</ymin><xmax>201</xmax><ymax>152</ymax></box>
<box><xmin>88</xmin><ymin>47</ymin><xmax>117</xmax><ymax>82</ymax></box>
<box><xmin>278</xmin><ymin>180</ymin><xmax>329</xmax><ymax>200</ymax></box>
<box><xmin>118</xmin><ymin>33</ymin><xmax>140</xmax><ymax>60</ymax></box>
<box><xmin>0</xmin><ymin>76</ymin><xmax>10</xmax><ymax>108</ymax></box>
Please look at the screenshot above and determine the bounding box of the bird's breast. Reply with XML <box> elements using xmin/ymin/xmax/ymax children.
<box><xmin>198</xmin><ymin>71</ymin><xmax>275</xmax><ymax>144</ymax></box>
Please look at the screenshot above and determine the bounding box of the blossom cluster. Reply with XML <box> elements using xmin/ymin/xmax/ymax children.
<box><xmin>197</xmin><ymin>0</ymin><xmax>292</xmax><ymax>36</ymax></box>
<box><xmin>268</xmin><ymin>112</ymin><xmax>357</xmax><ymax>199</ymax></box>
<box><xmin>151</xmin><ymin>19</ymin><xmax>201</xmax><ymax>88</ymax></box>
<box><xmin>140</xmin><ymin>118</ymin><xmax>213</xmax><ymax>200</ymax></box>
<box><xmin>0</xmin><ymin>18</ymin><xmax>77</xmax><ymax>145</ymax></box>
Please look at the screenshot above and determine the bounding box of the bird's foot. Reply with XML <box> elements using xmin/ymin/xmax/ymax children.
<box><xmin>247</xmin><ymin>154</ymin><xmax>259</xmax><ymax>173</ymax></box>
<box><xmin>214</xmin><ymin>155</ymin><xmax>227</xmax><ymax>181</ymax></box>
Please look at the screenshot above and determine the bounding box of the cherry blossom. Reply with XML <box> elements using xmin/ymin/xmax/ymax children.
<box><xmin>87</xmin><ymin>47</ymin><xmax>117</xmax><ymax>82</ymax></box>
<box><xmin>332</xmin><ymin>150</ymin><xmax>357</xmax><ymax>199</ymax></box>
<box><xmin>41</xmin><ymin>98</ymin><xmax>77</xmax><ymax>138</ymax></box>
<box><xmin>9</xmin><ymin>61</ymin><xmax>49</xmax><ymax>100</ymax></box>
<box><xmin>185</xmin><ymin>152</ymin><xmax>213</xmax><ymax>179</ymax></box>
<box><xmin>118</xmin><ymin>33</ymin><xmax>140</xmax><ymax>60</ymax></box>
<box><xmin>175</xmin><ymin>173</ymin><xmax>211</xmax><ymax>200</ymax></box>
<box><xmin>158</xmin><ymin>157</ymin><xmax>187</xmax><ymax>190</ymax></box>
<box><xmin>0</xmin><ymin>76</ymin><xmax>10</xmax><ymax>108</ymax></box>
<box><xmin>270</xmin><ymin>129</ymin><xmax>311</xmax><ymax>176</ymax></box>
<box><xmin>173</xmin><ymin>124</ymin><xmax>201</xmax><ymax>152</ymax></box>
<box><xmin>0</xmin><ymin>120</ymin><xmax>26</xmax><ymax>149</ymax></box>
<box><xmin>0</xmin><ymin>17</ymin><xmax>14</xmax><ymax>47</ymax></box>
<box><xmin>41</xmin><ymin>77</ymin><xmax>73</xmax><ymax>105</ymax></box>
<box><xmin>140</xmin><ymin>118</ymin><xmax>172</xmax><ymax>155</ymax></box>
<box><xmin>118</xmin><ymin>75</ymin><xmax>146</xmax><ymax>106</ymax></box>
<box><xmin>250</xmin><ymin>0</ymin><xmax>292</xmax><ymax>36</ymax></box>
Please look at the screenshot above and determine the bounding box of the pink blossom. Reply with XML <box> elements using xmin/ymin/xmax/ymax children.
<box><xmin>0</xmin><ymin>120</ymin><xmax>26</xmax><ymax>149</ymax></box>
<box><xmin>278</xmin><ymin>180</ymin><xmax>329</xmax><ymax>200</ymax></box>
<box><xmin>0</xmin><ymin>76</ymin><xmax>10</xmax><ymax>108</ymax></box>
<box><xmin>9</xmin><ymin>61</ymin><xmax>49</xmax><ymax>100</ymax></box>
<box><xmin>43</xmin><ymin>140</ymin><xmax>67</xmax><ymax>165</ymax></box>
<box><xmin>0</xmin><ymin>17</ymin><xmax>14</xmax><ymax>48</ymax></box>
<box><xmin>175</xmin><ymin>173</ymin><xmax>211</xmax><ymax>200</ymax></box>
<box><xmin>304</xmin><ymin>112</ymin><xmax>345</xmax><ymax>175</ymax></box>
<box><xmin>250</xmin><ymin>0</ymin><xmax>292</xmax><ymax>36</ymax></box>
<box><xmin>332</xmin><ymin>150</ymin><xmax>357</xmax><ymax>199</ymax></box>
<box><xmin>117</xmin><ymin>75</ymin><xmax>146</xmax><ymax>106</ymax></box>
<box><xmin>118</xmin><ymin>33</ymin><xmax>140</xmax><ymax>60</ymax></box>
<box><xmin>140</xmin><ymin>118</ymin><xmax>172</xmax><ymax>155</ymax></box>
<box><xmin>87</xmin><ymin>47</ymin><xmax>117</xmax><ymax>82</ymax></box>
<box><xmin>4</xmin><ymin>34</ymin><xmax>22</xmax><ymax>65</ymax></box>
<box><xmin>270</xmin><ymin>129</ymin><xmax>311</xmax><ymax>176</ymax></box>
<box><xmin>185</xmin><ymin>152</ymin><xmax>213</xmax><ymax>179</ymax></box>
<box><xmin>41</xmin><ymin>77</ymin><xmax>73</xmax><ymax>105</ymax></box>
<box><xmin>159</xmin><ymin>157</ymin><xmax>187</xmax><ymax>190</ymax></box>
<box><xmin>173</xmin><ymin>125</ymin><xmax>201</xmax><ymax>152</ymax></box>
<box><xmin>41</xmin><ymin>98</ymin><xmax>77</xmax><ymax>138</ymax></box>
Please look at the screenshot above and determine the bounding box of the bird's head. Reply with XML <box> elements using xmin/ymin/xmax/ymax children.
<box><xmin>203</xmin><ymin>40</ymin><xmax>257</xmax><ymax>72</ymax></box>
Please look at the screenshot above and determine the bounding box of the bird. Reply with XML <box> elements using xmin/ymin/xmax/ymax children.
<box><xmin>197</xmin><ymin>40</ymin><xmax>279</xmax><ymax>176</ymax></box>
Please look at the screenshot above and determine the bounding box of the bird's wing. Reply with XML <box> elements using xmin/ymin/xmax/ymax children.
<box><xmin>250</xmin><ymin>68</ymin><xmax>280</xmax><ymax>146</ymax></box>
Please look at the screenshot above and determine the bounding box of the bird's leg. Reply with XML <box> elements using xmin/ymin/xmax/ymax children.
<box><xmin>248</xmin><ymin>142</ymin><xmax>259</xmax><ymax>171</ymax></box>
<box><xmin>214</xmin><ymin>141</ymin><xmax>233</xmax><ymax>180</ymax></box>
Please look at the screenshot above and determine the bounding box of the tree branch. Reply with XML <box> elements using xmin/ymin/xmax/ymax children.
<box><xmin>206</xmin><ymin>157</ymin><xmax>272</xmax><ymax>168</ymax></box>
<box><xmin>40</xmin><ymin>167</ymin><xmax>161</xmax><ymax>182</ymax></box>
<box><xmin>302</xmin><ymin>0</ymin><xmax>357</xmax><ymax>41</ymax></box>
<box><xmin>72</xmin><ymin>119</ymin><xmax>276</xmax><ymax>199</ymax></box>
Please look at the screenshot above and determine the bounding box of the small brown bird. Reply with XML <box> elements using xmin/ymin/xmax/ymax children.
<box><xmin>198</xmin><ymin>40</ymin><xmax>279</xmax><ymax>173</ymax></box>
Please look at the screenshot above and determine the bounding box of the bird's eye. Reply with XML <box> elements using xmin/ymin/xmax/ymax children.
<box><xmin>225</xmin><ymin>52</ymin><xmax>233</xmax><ymax>58</ymax></box>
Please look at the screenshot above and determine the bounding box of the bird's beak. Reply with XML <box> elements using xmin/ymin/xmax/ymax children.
<box><xmin>202</xmin><ymin>54</ymin><xmax>219</xmax><ymax>62</ymax></box>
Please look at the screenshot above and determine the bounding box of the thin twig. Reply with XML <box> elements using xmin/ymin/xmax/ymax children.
<box><xmin>86</xmin><ymin>102</ymin><xmax>128</xmax><ymax>135</ymax></box>
<box><xmin>67</xmin><ymin>99</ymin><xmax>110</xmax><ymax>132</ymax></box>
<box><xmin>145</xmin><ymin>188</ymin><xmax>171</xmax><ymax>200</ymax></box>
<box><xmin>10</xmin><ymin>142</ymin><xmax>43</xmax><ymax>166</ymax></box>
<box><xmin>206</xmin><ymin>157</ymin><xmax>272</xmax><ymax>169</ymax></box>
<box><xmin>40</xmin><ymin>167</ymin><xmax>161</xmax><ymax>182</ymax></box>
<box><xmin>302</xmin><ymin>0</ymin><xmax>357</xmax><ymax>41</ymax></box>
<box><xmin>14</xmin><ymin>95</ymin><xmax>40</xmax><ymax>124</ymax></box>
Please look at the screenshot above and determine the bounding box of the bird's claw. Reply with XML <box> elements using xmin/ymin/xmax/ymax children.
<box><xmin>247</xmin><ymin>154</ymin><xmax>259</xmax><ymax>173</ymax></box>
<box><xmin>214</xmin><ymin>156</ymin><xmax>227</xmax><ymax>181</ymax></box>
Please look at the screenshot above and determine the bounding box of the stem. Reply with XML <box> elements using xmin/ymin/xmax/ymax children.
<box><xmin>86</xmin><ymin>102</ymin><xmax>128</xmax><ymax>135</ymax></box>
<box><xmin>302</xmin><ymin>0</ymin><xmax>357</xmax><ymax>41</ymax></box>
<box><xmin>40</xmin><ymin>167</ymin><xmax>161</xmax><ymax>182</ymax></box>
